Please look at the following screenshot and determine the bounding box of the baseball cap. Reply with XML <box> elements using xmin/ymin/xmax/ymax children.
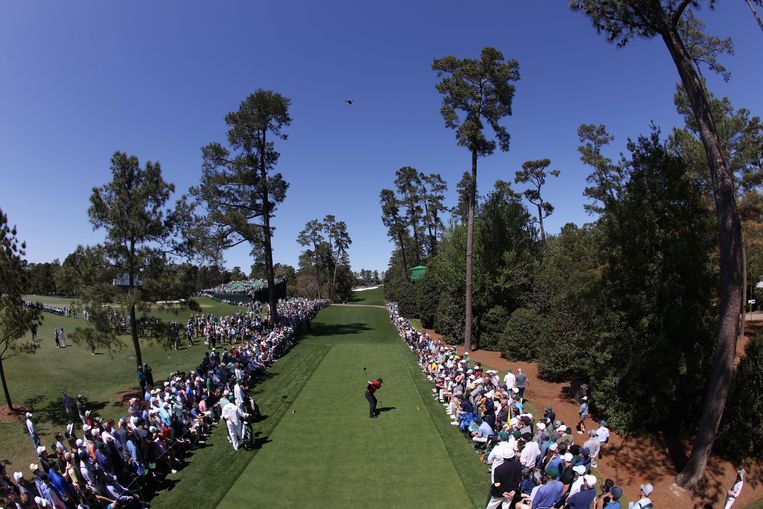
<box><xmin>584</xmin><ymin>474</ymin><xmax>597</xmax><ymax>486</ymax></box>
<box><xmin>502</xmin><ymin>448</ymin><xmax>515</xmax><ymax>459</ymax></box>
<box><xmin>562</xmin><ymin>453</ymin><xmax>573</xmax><ymax>462</ymax></box>
<box><xmin>641</xmin><ymin>483</ymin><xmax>654</xmax><ymax>496</ymax></box>
<box><xmin>610</xmin><ymin>486</ymin><xmax>623</xmax><ymax>500</ymax></box>
<box><xmin>35</xmin><ymin>446</ymin><xmax>46</xmax><ymax>454</ymax></box>
<box><xmin>573</xmin><ymin>465</ymin><xmax>586</xmax><ymax>475</ymax></box>
<box><xmin>537</xmin><ymin>422</ymin><xmax>546</xmax><ymax>430</ymax></box>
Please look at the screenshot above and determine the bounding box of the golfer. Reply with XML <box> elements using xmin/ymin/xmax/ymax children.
<box><xmin>365</xmin><ymin>378</ymin><xmax>383</xmax><ymax>418</ymax></box>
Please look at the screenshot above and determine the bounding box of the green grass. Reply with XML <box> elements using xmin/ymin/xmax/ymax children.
<box><xmin>1</xmin><ymin>296</ymin><xmax>241</xmax><ymax>471</ymax></box>
<box><xmin>349</xmin><ymin>286</ymin><xmax>385</xmax><ymax>306</ymax></box>
<box><xmin>154</xmin><ymin>305</ymin><xmax>488</xmax><ymax>509</ymax></box>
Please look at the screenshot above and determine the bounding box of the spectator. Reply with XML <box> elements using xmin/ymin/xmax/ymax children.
<box><xmin>724</xmin><ymin>469</ymin><xmax>745</xmax><ymax>509</ymax></box>
<box><xmin>628</xmin><ymin>483</ymin><xmax>653</xmax><ymax>509</ymax></box>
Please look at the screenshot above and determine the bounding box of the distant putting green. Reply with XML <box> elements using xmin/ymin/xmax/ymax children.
<box><xmin>154</xmin><ymin>304</ymin><xmax>487</xmax><ymax>509</ymax></box>
<box><xmin>349</xmin><ymin>285</ymin><xmax>385</xmax><ymax>306</ymax></box>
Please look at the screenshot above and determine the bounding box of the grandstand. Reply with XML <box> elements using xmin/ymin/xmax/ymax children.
<box><xmin>202</xmin><ymin>278</ymin><xmax>287</xmax><ymax>304</ymax></box>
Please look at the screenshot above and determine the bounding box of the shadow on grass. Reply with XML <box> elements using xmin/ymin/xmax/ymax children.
<box><xmin>24</xmin><ymin>395</ymin><xmax>108</xmax><ymax>427</ymax></box>
<box><xmin>309</xmin><ymin>322</ymin><xmax>371</xmax><ymax>337</ymax></box>
<box><xmin>376</xmin><ymin>406</ymin><xmax>396</xmax><ymax>413</ymax></box>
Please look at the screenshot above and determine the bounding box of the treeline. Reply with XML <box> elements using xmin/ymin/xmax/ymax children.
<box><xmin>383</xmin><ymin>87</ymin><xmax>763</xmax><ymax>461</ymax></box>
<box><xmin>24</xmin><ymin>257</ymin><xmax>246</xmax><ymax>298</ymax></box>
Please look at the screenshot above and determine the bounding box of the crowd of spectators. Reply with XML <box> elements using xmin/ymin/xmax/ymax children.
<box><xmin>23</xmin><ymin>301</ymin><xmax>79</xmax><ymax>319</ymax></box>
<box><xmin>1</xmin><ymin>298</ymin><xmax>328</xmax><ymax>509</ymax></box>
<box><xmin>388</xmin><ymin>303</ymin><xmax>653</xmax><ymax>509</ymax></box>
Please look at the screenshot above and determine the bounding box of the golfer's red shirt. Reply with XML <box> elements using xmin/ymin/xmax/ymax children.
<box><xmin>366</xmin><ymin>380</ymin><xmax>382</xmax><ymax>394</ymax></box>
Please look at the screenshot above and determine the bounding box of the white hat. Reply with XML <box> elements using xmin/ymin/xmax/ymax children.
<box><xmin>75</xmin><ymin>439</ymin><xmax>83</xmax><ymax>447</ymax></box>
<box><xmin>573</xmin><ymin>465</ymin><xmax>586</xmax><ymax>475</ymax></box>
<box><xmin>548</xmin><ymin>443</ymin><xmax>558</xmax><ymax>451</ymax></box>
<box><xmin>537</xmin><ymin>422</ymin><xmax>546</xmax><ymax>430</ymax></box>
<box><xmin>641</xmin><ymin>483</ymin><xmax>654</xmax><ymax>496</ymax></box>
<box><xmin>29</xmin><ymin>463</ymin><xmax>39</xmax><ymax>472</ymax></box>
<box><xmin>584</xmin><ymin>474</ymin><xmax>597</xmax><ymax>487</ymax></box>
<box><xmin>557</xmin><ymin>425</ymin><xmax>567</xmax><ymax>433</ymax></box>
<box><xmin>502</xmin><ymin>447</ymin><xmax>515</xmax><ymax>459</ymax></box>
<box><xmin>562</xmin><ymin>453</ymin><xmax>574</xmax><ymax>462</ymax></box>
<box><xmin>82</xmin><ymin>424</ymin><xmax>91</xmax><ymax>432</ymax></box>
<box><xmin>25</xmin><ymin>412</ymin><xmax>32</xmax><ymax>418</ymax></box>
<box><xmin>36</xmin><ymin>446</ymin><xmax>46</xmax><ymax>454</ymax></box>
<box><xmin>35</xmin><ymin>496</ymin><xmax>49</xmax><ymax>507</ymax></box>
<box><xmin>582</xmin><ymin>396</ymin><xmax>588</xmax><ymax>400</ymax></box>
<box><xmin>13</xmin><ymin>471</ymin><xmax>22</xmax><ymax>482</ymax></box>
<box><xmin>511</xmin><ymin>387</ymin><xmax>519</xmax><ymax>393</ymax></box>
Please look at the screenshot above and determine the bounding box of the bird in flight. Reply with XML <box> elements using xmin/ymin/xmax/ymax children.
<box><xmin>344</xmin><ymin>99</ymin><xmax>353</xmax><ymax>105</ymax></box>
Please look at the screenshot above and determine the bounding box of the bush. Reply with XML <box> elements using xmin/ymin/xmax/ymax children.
<box><xmin>500</xmin><ymin>307</ymin><xmax>543</xmax><ymax>361</ymax></box>
<box><xmin>396</xmin><ymin>280</ymin><xmax>417</xmax><ymax>318</ymax></box>
<box><xmin>716</xmin><ymin>333</ymin><xmax>763</xmax><ymax>460</ymax></box>
<box><xmin>476</xmin><ymin>305</ymin><xmax>510</xmax><ymax>350</ymax></box>
<box><xmin>416</xmin><ymin>274</ymin><xmax>440</xmax><ymax>329</ymax></box>
<box><xmin>434</xmin><ymin>292</ymin><xmax>464</xmax><ymax>345</ymax></box>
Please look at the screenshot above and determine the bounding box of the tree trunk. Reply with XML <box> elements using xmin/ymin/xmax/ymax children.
<box><xmin>260</xmin><ymin>129</ymin><xmax>279</xmax><ymax>323</ymax></box>
<box><xmin>464</xmin><ymin>148</ymin><xmax>477</xmax><ymax>354</ymax></box>
<box><xmin>741</xmin><ymin>238</ymin><xmax>747</xmax><ymax>338</ymax></box>
<box><xmin>537</xmin><ymin>203</ymin><xmax>546</xmax><ymax>242</ymax></box>
<box><xmin>332</xmin><ymin>251</ymin><xmax>339</xmax><ymax>300</ymax></box>
<box><xmin>410</xmin><ymin>205</ymin><xmax>422</xmax><ymax>266</ymax></box>
<box><xmin>127</xmin><ymin>250</ymin><xmax>143</xmax><ymax>368</ymax></box>
<box><xmin>745</xmin><ymin>0</ymin><xmax>763</xmax><ymax>31</ymax></box>
<box><xmin>312</xmin><ymin>240</ymin><xmax>322</xmax><ymax>299</ymax></box>
<box><xmin>397</xmin><ymin>232</ymin><xmax>409</xmax><ymax>281</ymax></box>
<box><xmin>661</xmin><ymin>27</ymin><xmax>744</xmax><ymax>489</ymax></box>
<box><xmin>129</xmin><ymin>302</ymin><xmax>142</xmax><ymax>368</ymax></box>
<box><xmin>0</xmin><ymin>357</ymin><xmax>15</xmax><ymax>411</ymax></box>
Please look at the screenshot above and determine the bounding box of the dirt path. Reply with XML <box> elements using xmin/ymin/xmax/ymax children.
<box><xmin>416</xmin><ymin>325</ymin><xmax>762</xmax><ymax>509</ymax></box>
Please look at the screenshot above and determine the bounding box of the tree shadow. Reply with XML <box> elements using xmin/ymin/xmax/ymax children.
<box><xmin>24</xmin><ymin>394</ymin><xmax>107</xmax><ymax>427</ymax></box>
<box><xmin>309</xmin><ymin>322</ymin><xmax>371</xmax><ymax>337</ymax></box>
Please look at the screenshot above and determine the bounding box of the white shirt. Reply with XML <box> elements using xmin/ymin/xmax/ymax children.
<box><xmin>504</xmin><ymin>372</ymin><xmax>516</xmax><ymax>389</ymax></box>
<box><xmin>570</xmin><ymin>476</ymin><xmax>584</xmax><ymax>496</ymax></box>
<box><xmin>487</xmin><ymin>442</ymin><xmax>513</xmax><ymax>481</ymax></box>
<box><xmin>520</xmin><ymin>440</ymin><xmax>540</xmax><ymax>468</ymax></box>
<box><xmin>234</xmin><ymin>383</ymin><xmax>245</xmax><ymax>405</ymax></box>
<box><xmin>221</xmin><ymin>401</ymin><xmax>244</xmax><ymax>427</ymax></box>
<box><xmin>596</xmin><ymin>425</ymin><xmax>610</xmax><ymax>443</ymax></box>
<box><xmin>26</xmin><ymin>418</ymin><xmax>36</xmax><ymax>436</ymax></box>
<box><xmin>629</xmin><ymin>497</ymin><xmax>652</xmax><ymax>509</ymax></box>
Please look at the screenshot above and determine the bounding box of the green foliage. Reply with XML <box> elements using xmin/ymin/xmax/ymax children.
<box><xmin>25</xmin><ymin>261</ymin><xmax>62</xmax><ymax>295</ymax></box>
<box><xmin>589</xmin><ymin>128</ymin><xmax>717</xmax><ymax>433</ymax></box>
<box><xmin>382</xmin><ymin>253</ymin><xmax>416</xmax><ymax>317</ymax></box>
<box><xmin>415</xmin><ymin>274</ymin><xmax>440</xmax><ymax>329</ymax></box>
<box><xmin>474</xmin><ymin>181</ymin><xmax>538</xmax><ymax>317</ymax></box>
<box><xmin>432</xmin><ymin>47</ymin><xmax>520</xmax><ymax>156</ymax></box>
<box><xmin>475</xmin><ymin>305</ymin><xmax>509</xmax><ymax>351</ymax></box>
<box><xmin>0</xmin><ymin>209</ymin><xmax>43</xmax><ymax>408</ymax></box>
<box><xmin>194</xmin><ymin>89</ymin><xmax>292</xmax><ymax>320</ymax></box>
<box><xmin>82</xmin><ymin>152</ymin><xmax>196</xmax><ymax>364</ymax></box>
<box><xmin>434</xmin><ymin>291</ymin><xmax>464</xmax><ymax>345</ymax></box>
<box><xmin>514</xmin><ymin>158</ymin><xmax>560</xmax><ymax>241</ymax></box>
<box><xmin>717</xmin><ymin>333</ymin><xmax>763</xmax><ymax>460</ymax></box>
<box><xmin>500</xmin><ymin>307</ymin><xmax>543</xmax><ymax>361</ymax></box>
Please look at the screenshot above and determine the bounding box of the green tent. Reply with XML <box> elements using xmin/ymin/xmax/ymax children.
<box><xmin>410</xmin><ymin>265</ymin><xmax>427</xmax><ymax>282</ymax></box>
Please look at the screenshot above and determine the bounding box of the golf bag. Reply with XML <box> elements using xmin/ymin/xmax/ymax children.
<box><xmin>242</xmin><ymin>420</ymin><xmax>255</xmax><ymax>450</ymax></box>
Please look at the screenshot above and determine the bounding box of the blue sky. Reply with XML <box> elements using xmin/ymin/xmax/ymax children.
<box><xmin>1</xmin><ymin>1</ymin><xmax>761</xmax><ymax>273</ymax></box>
